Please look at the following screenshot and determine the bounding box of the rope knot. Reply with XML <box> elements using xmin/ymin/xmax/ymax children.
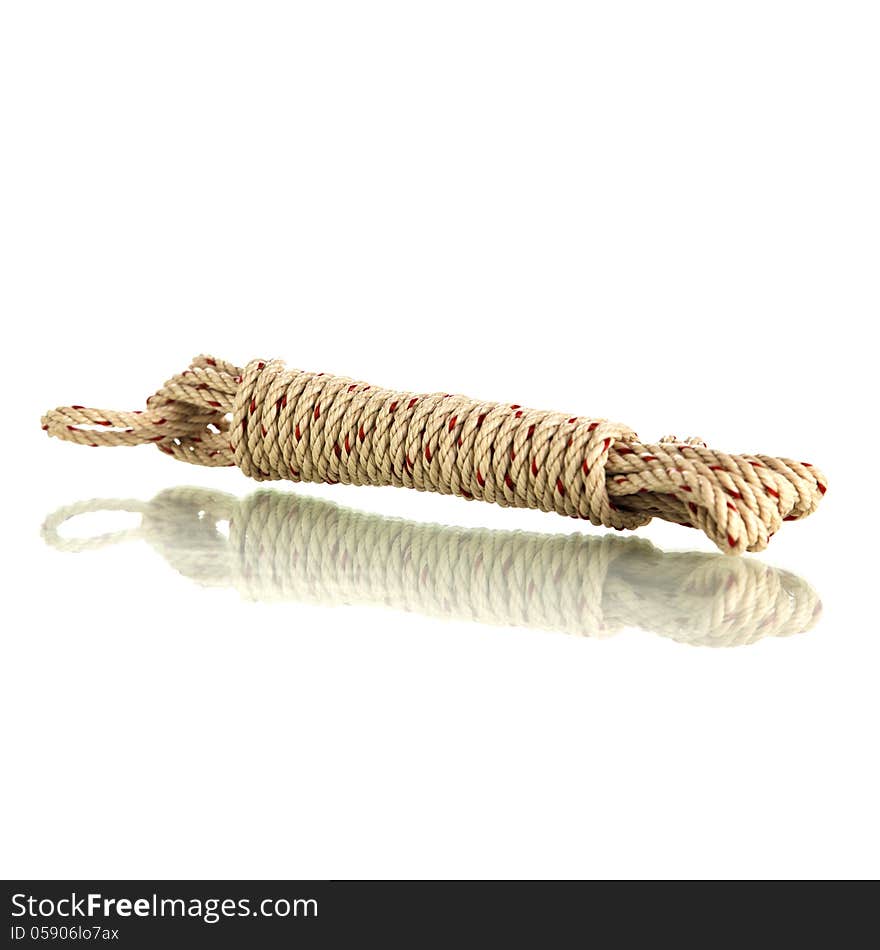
<box><xmin>230</xmin><ymin>357</ymin><xmax>289</xmax><ymax>479</ymax></box>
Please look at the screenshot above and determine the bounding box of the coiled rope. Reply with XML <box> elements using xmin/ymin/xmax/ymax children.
<box><xmin>42</xmin><ymin>488</ymin><xmax>822</xmax><ymax>647</ymax></box>
<box><xmin>42</xmin><ymin>355</ymin><xmax>827</xmax><ymax>554</ymax></box>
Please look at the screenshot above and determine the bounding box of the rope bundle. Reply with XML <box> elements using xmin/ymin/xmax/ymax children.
<box><xmin>42</xmin><ymin>354</ymin><xmax>827</xmax><ymax>554</ymax></box>
<box><xmin>42</xmin><ymin>488</ymin><xmax>822</xmax><ymax>647</ymax></box>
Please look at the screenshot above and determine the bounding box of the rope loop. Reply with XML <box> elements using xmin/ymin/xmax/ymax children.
<box><xmin>41</xmin><ymin>498</ymin><xmax>147</xmax><ymax>552</ymax></box>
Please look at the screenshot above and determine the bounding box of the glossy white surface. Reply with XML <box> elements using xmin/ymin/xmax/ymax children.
<box><xmin>2</xmin><ymin>1</ymin><xmax>877</xmax><ymax>879</ymax></box>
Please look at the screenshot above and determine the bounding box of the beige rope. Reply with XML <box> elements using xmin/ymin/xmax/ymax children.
<box><xmin>42</xmin><ymin>488</ymin><xmax>822</xmax><ymax>647</ymax></box>
<box><xmin>42</xmin><ymin>354</ymin><xmax>827</xmax><ymax>554</ymax></box>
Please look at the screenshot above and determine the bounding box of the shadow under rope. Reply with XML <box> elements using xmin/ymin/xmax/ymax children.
<box><xmin>42</xmin><ymin>487</ymin><xmax>822</xmax><ymax>648</ymax></box>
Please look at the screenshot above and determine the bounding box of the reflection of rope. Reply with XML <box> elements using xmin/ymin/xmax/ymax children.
<box><xmin>41</xmin><ymin>354</ymin><xmax>828</xmax><ymax>554</ymax></box>
<box><xmin>42</xmin><ymin>488</ymin><xmax>822</xmax><ymax>648</ymax></box>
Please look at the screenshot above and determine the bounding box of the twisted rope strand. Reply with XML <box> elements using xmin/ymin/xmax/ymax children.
<box><xmin>42</xmin><ymin>355</ymin><xmax>827</xmax><ymax>554</ymax></box>
<box><xmin>42</xmin><ymin>488</ymin><xmax>822</xmax><ymax>647</ymax></box>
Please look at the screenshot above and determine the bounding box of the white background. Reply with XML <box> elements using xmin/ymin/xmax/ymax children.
<box><xmin>1</xmin><ymin>1</ymin><xmax>877</xmax><ymax>879</ymax></box>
